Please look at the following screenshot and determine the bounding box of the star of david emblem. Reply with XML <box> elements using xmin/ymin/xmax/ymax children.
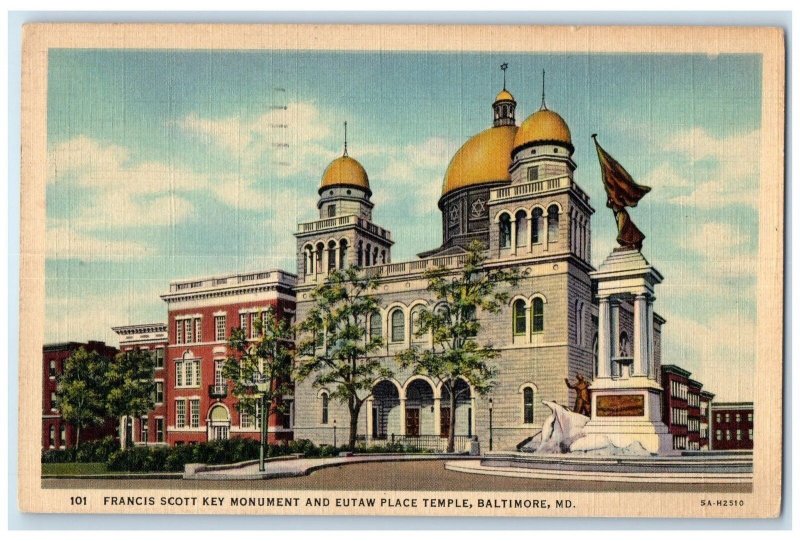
<box><xmin>470</xmin><ymin>198</ymin><xmax>487</xmax><ymax>219</ymax></box>
<box><xmin>449</xmin><ymin>204</ymin><xmax>460</xmax><ymax>225</ymax></box>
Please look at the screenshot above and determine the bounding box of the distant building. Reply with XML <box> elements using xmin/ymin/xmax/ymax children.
<box><xmin>42</xmin><ymin>341</ymin><xmax>119</xmax><ymax>449</ymax></box>
<box><xmin>699</xmin><ymin>390</ymin><xmax>715</xmax><ymax>450</ymax></box>
<box><xmin>111</xmin><ymin>323</ymin><xmax>169</xmax><ymax>447</ymax></box>
<box><xmin>156</xmin><ymin>269</ymin><xmax>297</xmax><ymax>446</ymax></box>
<box><xmin>660</xmin><ymin>365</ymin><xmax>713</xmax><ymax>451</ymax></box>
<box><xmin>710</xmin><ymin>402</ymin><xmax>754</xmax><ymax>450</ymax></box>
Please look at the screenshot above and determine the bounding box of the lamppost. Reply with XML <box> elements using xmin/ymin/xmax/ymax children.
<box><xmin>256</xmin><ymin>375</ymin><xmax>269</xmax><ymax>473</ymax></box>
<box><xmin>488</xmin><ymin>397</ymin><xmax>494</xmax><ymax>452</ymax></box>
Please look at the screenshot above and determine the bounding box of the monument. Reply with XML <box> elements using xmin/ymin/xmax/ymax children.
<box><xmin>572</xmin><ymin>136</ymin><xmax>672</xmax><ymax>454</ymax></box>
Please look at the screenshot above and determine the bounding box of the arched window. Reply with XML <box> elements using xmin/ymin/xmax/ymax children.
<box><xmin>303</xmin><ymin>245</ymin><xmax>314</xmax><ymax>275</ymax></box>
<box><xmin>531</xmin><ymin>297</ymin><xmax>545</xmax><ymax>334</ymax></box>
<box><xmin>390</xmin><ymin>309</ymin><xmax>405</xmax><ymax>343</ymax></box>
<box><xmin>369</xmin><ymin>312</ymin><xmax>382</xmax><ymax>342</ymax></box>
<box><xmin>321</xmin><ymin>392</ymin><xmax>329</xmax><ymax>425</ymax></box>
<box><xmin>523</xmin><ymin>387</ymin><xmax>535</xmax><ymax>424</ymax></box>
<box><xmin>532</xmin><ymin>208</ymin><xmax>543</xmax><ymax>244</ymax></box>
<box><xmin>339</xmin><ymin>240</ymin><xmax>348</xmax><ymax>269</ymax></box>
<box><xmin>365</xmin><ymin>243</ymin><xmax>372</xmax><ymax>266</ymax></box>
<box><xmin>357</xmin><ymin>241</ymin><xmax>363</xmax><ymax>267</ymax></box>
<box><xmin>499</xmin><ymin>213</ymin><xmax>512</xmax><ymax>248</ymax></box>
<box><xmin>410</xmin><ymin>306</ymin><xmax>425</xmax><ymax>342</ymax></box>
<box><xmin>515</xmin><ymin>210</ymin><xmax>528</xmax><ymax>247</ymax></box>
<box><xmin>327</xmin><ymin>240</ymin><xmax>337</xmax><ymax>272</ymax></box>
<box><xmin>315</xmin><ymin>242</ymin><xmax>324</xmax><ymax>273</ymax></box>
<box><xmin>381</xmin><ymin>249</ymin><xmax>386</xmax><ymax>264</ymax></box>
<box><xmin>513</xmin><ymin>299</ymin><xmax>527</xmax><ymax>336</ymax></box>
<box><xmin>548</xmin><ymin>205</ymin><xmax>559</xmax><ymax>241</ymax></box>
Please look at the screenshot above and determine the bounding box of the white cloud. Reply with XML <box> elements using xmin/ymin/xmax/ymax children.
<box><xmin>660</xmin><ymin>311</ymin><xmax>755</xmax><ymax>401</ymax></box>
<box><xmin>680</xmin><ymin>221</ymin><xmax>757</xmax><ymax>279</ymax></box>
<box><xmin>652</xmin><ymin>127</ymin><xmax>760</xmax><ymax>208</ymax></box>
<box><xmin>178</xmin><ymin>101</ymin><xmax>338</xmax><ymax>179</ymax></box>
<box><xmin>46</xmin><ymin>225</ymin><xmax>152</xmax><ymax>261</ymax></box>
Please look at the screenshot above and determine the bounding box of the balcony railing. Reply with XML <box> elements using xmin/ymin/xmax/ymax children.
<box><xmin>209</xmin><ymin>384</ymin><xmax>227</xmax><ymax>399</ymax></box>
<box><xmin>362</xmin><ymin>254</ymin><xmax>467</xmax><ymax>279</ymax></box>
<box><xmin>297</xmin><ymin>214</ymin><xmax>392</xmax><ymax>241</ymax></box>
<box><xmin>167</xmin><ymin>269</ymin><xmax>297</xmax><ymax>294</ymax></box>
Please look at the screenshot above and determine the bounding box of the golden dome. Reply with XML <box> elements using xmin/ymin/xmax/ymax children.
<box><xmin>320</xmin><ymin>155</ymin><xmax>370</xmax><ymax>194</ymax></box>
<box><xmin>495</xmin><ymin>89</ymin><xmax>515</xmax><ymax>102</ymax></box>
<box><xmin>513</xmin><ymin>108</ymin><xmax>572</xmax><ymax>150</ymax></box>
<box><xmin>441</xmin><ymin>125</ymin><xmax>517</xmax><ymax>197</ymax></box>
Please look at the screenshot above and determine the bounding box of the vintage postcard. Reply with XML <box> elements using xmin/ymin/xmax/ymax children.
<box><xmin>19</xmin><ymin>23</ymin><xmax>784</xmax><ymax>518</ymax></box>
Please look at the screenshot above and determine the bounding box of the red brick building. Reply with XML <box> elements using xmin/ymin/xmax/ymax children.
<box><xmin>158</xmin><ymin>269</ymin><xmax>296</xmax><ymax>446</ymax></box>
<box><xmin>710</xmin><ymin>402</ymin><xmax>754</xmax><ymax>450</ymax></box>
<box><xmin>660</xmin><ymin>365</ymin><xmax>714</xmax><ymax>451</ymax></box>
<box><xmin>42</xmin><ymin>341</ymin><xmax>119</xmax><ymax>449</ymax></box>
<box><xmin>111</xmin><ymin>323</ymin><xmax>169</xmax><ymax>447</ymax></box>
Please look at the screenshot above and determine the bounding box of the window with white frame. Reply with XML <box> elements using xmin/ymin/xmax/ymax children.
<box><xmin>175</xmin><ymin>360</ymin><xmax>183</xmax><ymax>387</ymax></box>
<box><xmin>155</xmin><ymin>418</ymin><xmax>164</xmax><ymax>442</ymax></box>
<box><xmin>189</xmin><ymin>399</ymin><xmax>200</xmax><ymax>428</ymax></box>
<box><xmin>240</xmin><ymin>313</ymin><xmax>248</xmax><ymax>337</ymax></box>
<box><xmin>215</xmin><ymin>315</ymin><xmax>226</xmax><ymax>342</ymax></box>
<box><xmin>154</xmin><ymin>381</ymin><xmax>164</xmax><ymax>403</ymax></box>
<box><xmin>154</xmin><ymin>348</ymin><xmax>164</xmax><ymax>369</ymax></box>
<box><xmin>59</xmin><ymin>425</ymin><xmax>66</xmax><ymax>448</ymax></box>
<box><xmin>49</xmin><ymin>426</ymin><xmax>55</xmax><ymax>448</ymax></box>
<box><xmin>175</xmin><ymin>359</ymin><xmax>200</xmax><ymax>388</ymax></box>
<box><xmin>49</xmin><ymin>360</ymin><xmax>57</xmax><ymax>378</ymax></box>
<box><xmin>176</xmin><ymin>320</ymin><xmax>183</xmax><ymax>344</ymax></box>
<box><xmin>176</xmin><ymin>400</ymin><xmax>186</xmax><ymax>428</ymax></box>
<box><xmin>185</xmin><ymin>319</ymin><xmax>193</xmax><ymax>344</ymax></box>
<box><xmin>140</xmin><ymin>417</ymin><xmax>148</xmax><ymax>442</ymax></box>
<box><xmin>194</xmin><ymin>318</ymin><xmax>202</xmax><ymax>343</ymax></box>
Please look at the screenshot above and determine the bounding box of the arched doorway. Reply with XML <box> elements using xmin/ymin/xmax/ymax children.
<box><xmin>441</xmin><ymin>379</ymin><xmax>473</xmax><ymax>438</ymax></box>
<box><xmin>208</xmin><ymin>404</ymin><xmax>230</xmax><ymax>441</ymax></box>
<box><xmin>405</xmin><ymin>379</ymin><xmax>436</xmax><ymax>437</ymax></box>
<box><xmin>371</xmin><ymin>380</ymin><xmax>401</xmax><ymax>439</ymax></box>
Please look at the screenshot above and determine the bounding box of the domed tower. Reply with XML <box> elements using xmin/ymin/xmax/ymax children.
<box><xmin>420</xmin><ymin>76</ymin><xmax>518</xmax><ymax>257</ymax></box>
<box><xmin>295</xmin><ymin>123</ymin><xmax>393</xmax><ymax>283</ymax></box>
<box><xmin>485</xmin><ymin>71</ymin><xmax>594</xmax><ymax>266</ymax></box>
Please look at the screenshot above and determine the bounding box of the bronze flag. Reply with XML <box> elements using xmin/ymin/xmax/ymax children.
<box><xmin>592</xmin><ymin>134</ymin><xmax>651</xmax><ymax>250</ymax></box>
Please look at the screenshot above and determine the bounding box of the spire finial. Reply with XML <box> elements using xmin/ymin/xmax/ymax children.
<box><xmin>500</xmin><ymin>62</ymin><xmax>508</xmax><ymax>90</ymax></box>
<box><xmin>540</xmin><ymin>69</ymin><xmax>547</xmax><ymax>110</ymax></box>
<box><xmin>343</xmin><ymin>121</ymin><xmax>348</xmax><ymax>157</ymax></box>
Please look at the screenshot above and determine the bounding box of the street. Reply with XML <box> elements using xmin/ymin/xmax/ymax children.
<box><xmin>43</xmin><ymin>459</ymin><xmax>751</xmax><ymax>493</ymax></box>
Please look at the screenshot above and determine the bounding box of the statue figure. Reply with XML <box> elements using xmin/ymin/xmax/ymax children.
<box><xmin>564</xmin><ymin>373</ymin><xmax>592</xmax><ymax>417</ymax></box>
<box><xmin>592</xmin><ymin>134</ymin><xmax>651</xmax><ymax>251</ymax></box>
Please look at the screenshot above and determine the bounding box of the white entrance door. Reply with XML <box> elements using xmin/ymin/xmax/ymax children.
<box><xmin>212</xmin><ymin>425</ymin><xmax>229</xmax><ymax>441</ymax></box>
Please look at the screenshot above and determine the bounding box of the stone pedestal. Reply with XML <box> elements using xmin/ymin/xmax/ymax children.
<box><xmin>581</xmin><ymin>248</ymin><xmax>673</xmax><ymax>455</ymax></box>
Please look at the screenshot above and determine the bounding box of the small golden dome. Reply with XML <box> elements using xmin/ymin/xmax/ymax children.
<box><xmin>495</xmin><ymin>89</ymin><xmax>515</xmax><ymax>102</ymax></box>
<box><xmin>320</xmin><ymin>155</ymin><xmax>370</xmax><ymax>194</ymax></box>
<box><xmin>513</xmin><ymin>108</ymin><xmax>572</xmax><ymax>150</ymax></box>
<box><xmin>441</xmin><ymin>125</ymin><xmax>517</xmax><ymax>197</ymax></box>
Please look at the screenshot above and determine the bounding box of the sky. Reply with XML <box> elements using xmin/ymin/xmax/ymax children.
<box><xmin>45</xmin><ymin>49</ymin><xmax>761</xmax><ymax>401</ymax></box>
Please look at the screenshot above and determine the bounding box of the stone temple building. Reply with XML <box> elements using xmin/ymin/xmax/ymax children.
<box><xmin>292</xmin><ymin>79</ymin><xmax>665</xmax><ymax>452</ymax></box>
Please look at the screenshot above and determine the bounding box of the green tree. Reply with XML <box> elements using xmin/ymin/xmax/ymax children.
<box><xmin>397</xmin><ymin>240</ymin><xmax>521</xmax><ymax>452</ymax></box>
<box><xmin>222</xmin><ymin>307</ymin><xmax>294</xmax><ymax>466</ymax></box>
<box><xmin>295</xmin><ymin>267</ymin><xmax>390</xmax><ymax>451</ymax></box>
<box><xmin>105</xmin><ymin>349</ymin><xmax>156</xmax><ymax>448</ymax></box>
<box><xmin>55</xmin><ymin>347</ymin><xmax>111</xmax><ymax>449</ymax></box>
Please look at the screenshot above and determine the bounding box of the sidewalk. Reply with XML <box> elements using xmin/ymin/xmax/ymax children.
<box><xmin>185</xmin><ymin>453</ymin><xmax>472</xmax><ymax>480</ymax></box>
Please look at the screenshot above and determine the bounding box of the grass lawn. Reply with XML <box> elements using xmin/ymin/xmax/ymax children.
<box><xmin>42</xmin><ymin>462</ymin><xmax>108</xmax><ymax>476</ymax></box>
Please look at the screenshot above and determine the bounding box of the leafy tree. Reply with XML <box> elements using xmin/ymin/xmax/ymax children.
<box><xmin>55</xmin><ymin>347</ymin><xmax>111</xmax><ymax>449</ymax></box>
<box><xmin>397</xmin><ymin>240</ymin><xmax>521</xmax><ymax>452</ymax></box>
<box><xmin>105</xmin><ymin>349</ymin><xmax>156</xmax><ymax>448</ymax></box>
<box><xmin>222</xmin><ymin>307</ymin><xmax>294</xmax><ymax>458</ymax></box>
<box><xmin>295</xmin><ymin>267</ymin><xmax>390</xmax><ymax>451</ymax></box>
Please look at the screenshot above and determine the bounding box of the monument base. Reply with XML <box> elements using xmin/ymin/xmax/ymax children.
<box><xmin>578</xmin><ymin>376</ymin><xmax>675</xmax><ymax>455</ymax></box>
